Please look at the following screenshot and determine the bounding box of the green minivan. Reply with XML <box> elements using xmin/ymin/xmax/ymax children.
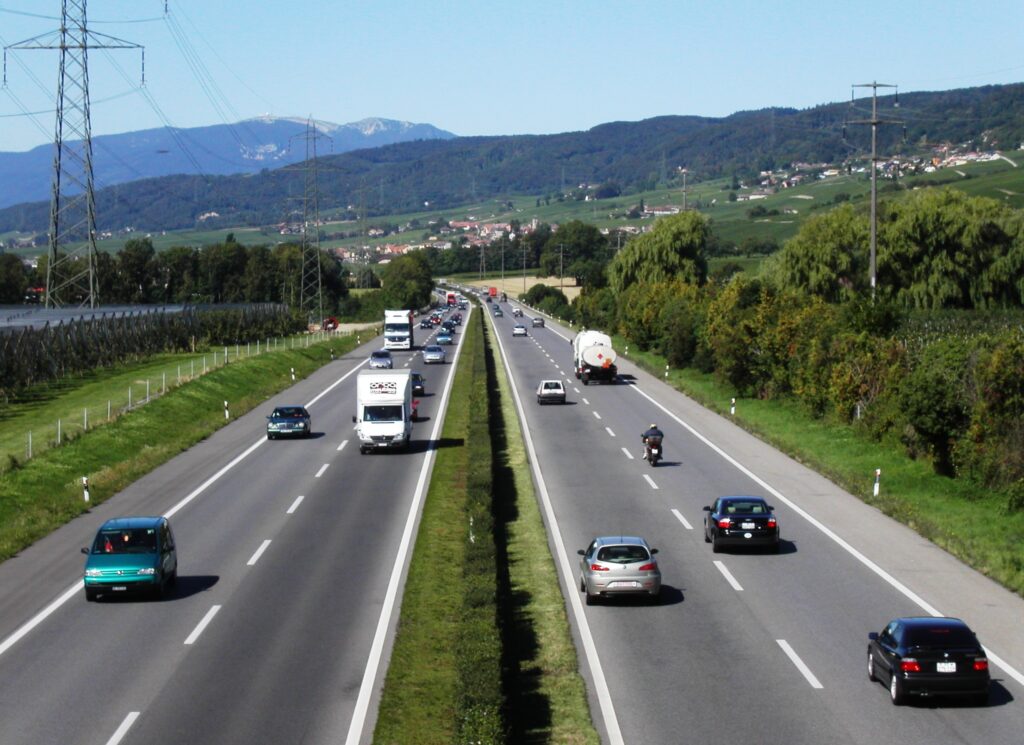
<box><xmin>82</xmin><ymin>516</ymin><xmax>178</xmax><ymax>601</ymax></box>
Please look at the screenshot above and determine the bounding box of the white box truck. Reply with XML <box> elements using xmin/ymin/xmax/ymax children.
<box><xmin>384</xmin><ymin>309</ymin><xmax>415</xmax><ymax>350</ymax></box>
<box><xmin>354</xmin><ymin>369</ymin><xmax>414</xmax><ymax>453</ymax></box>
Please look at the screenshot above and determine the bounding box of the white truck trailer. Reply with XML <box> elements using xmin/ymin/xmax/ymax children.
<box><xmin>572</xmin><ymin>330</ymin><xmax>618</xmax><ymax>385</ymax></box>
<box><xmin>384</xmin><ymin>309</ymin><xmax>415</xmax><ymax>350</ymax></box>
<box><xmin>354</xmin><ymin>369</ymin><xmax>414</xmax><ymax>453</ymax></box>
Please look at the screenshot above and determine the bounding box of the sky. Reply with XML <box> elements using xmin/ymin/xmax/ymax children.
<box><xmin>1</xmin><ymin>0</ymin><xmax>1023</xmax><ymax>153</ymax></box>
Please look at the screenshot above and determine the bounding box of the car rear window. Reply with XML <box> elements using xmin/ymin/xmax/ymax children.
<box><xmin>903</xmin><ymin>625</ymin><xmax>977</xmax><ymax>648</ymax></box>
<box><xmin>597</xmin><ymin>545</ymin><xmax>650</xmax><ymax>563</ymax></box>
<box><xmin>721</xmin><ymin>500</ymin><xmax>767</xmax><ymax>514</ymax></box>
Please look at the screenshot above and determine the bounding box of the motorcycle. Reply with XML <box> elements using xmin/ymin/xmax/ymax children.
<box><xmin>644</xmin><ymin>435</ymin><xmax>662</xmax><ymax>467</ymax></box>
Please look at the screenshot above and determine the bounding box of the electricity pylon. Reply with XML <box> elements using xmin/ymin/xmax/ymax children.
<box><xmin>291</xmin><ymin>119</ymin><xmax>331</xmax><ymax>325</ymax></box>
<box><xmin>5</xmin><ymin>0</ymin><xmax>143</xmax><ymax>308</ymax></box>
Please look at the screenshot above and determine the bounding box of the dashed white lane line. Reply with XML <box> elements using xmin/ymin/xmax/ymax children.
<box><xmin>605</xmin><ymin>427</ymin><xmax>616</xmax><ymax>437</ymax></box>
<box><xmin>671</xmin><ymin>508</ymin><xmax>693</xmax><ymax>530</ymax></box>
<box><xmin>582</xmin><ymin>397</ymin><xmax>590</xmax><ymax>405</ymax></box>
<box><xmin>642</xmin><ymin>474</ymin><xmax>659</xmax><ymax>490</ymax></box>
<box><xmin>621</xmin><ymin>447</ymin><xmax>635</xmax><ymax>460</ymax></box>
<box><xmin>337</xmin><ymin>439</ymin><xmax>348</xmax><ymax>452</ymax></box>
<box><xmin>315</xmin><ymin>463</ymin><xmax>329</xmax><ymax>478</ymax></box>
<box><xmin>592</xmin><ymin>411</ymin><xmax>602</xmax><ymax>421</ymax></box>
<box><xmin>573</xmin><ymin>387</ymin><xmax>580</xmax><ymax>393</ymax></box>
<box><xmin>184</xmin><ymin>605</ymin><xmax>222</xmax><ymax>645</ymax></box>
<box><xmin>247</xmin><ymin>539</ymin><xmax>272</xmax><ymax>566</ymax></box>
<box><xmin>713</xmin><ymin>560</ymin><xmax>744</xmax><ymax>591</ymax></box>
<box><xmin>777</xmin><ymin>639</ymin><xmax>824</xmax><ymax>689</ymax></box>
<box><xmin>104</xmin><ymin>712</ymin><xmax>140</xmax><ymax>745</ymax></box>
<box><xmin>287</xmin><ymin>495</ymin><xmax>305</xmax><ymax>514</ymax></box>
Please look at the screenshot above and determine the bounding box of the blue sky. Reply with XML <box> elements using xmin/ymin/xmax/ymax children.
<box><xmin>2</xmin><ymin>0</ymin><xmax>1023</xmax><ymax>153</ymax></box>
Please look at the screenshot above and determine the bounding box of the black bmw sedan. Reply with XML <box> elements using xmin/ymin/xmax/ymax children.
<box><xmin>702</xmin><ymin>496</ymin><xmax>779</xmax><ymax>553</ymax></box>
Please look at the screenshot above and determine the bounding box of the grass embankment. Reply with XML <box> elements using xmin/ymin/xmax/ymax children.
<box><xmin>617</xmin><ymin>340</ymin><xmax>1024</xmax><ymax>597</ymax></box>
<box><xmin>0</xmin><ymin>334</ymin><xmax>360</xmax><ymax>561</ymax></box>
<box><xmin>375</xmin><ymin>311</ymin><xmax>596</xmax><ymax>744</ymax></box>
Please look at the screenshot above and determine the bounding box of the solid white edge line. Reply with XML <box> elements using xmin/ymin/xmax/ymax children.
<box><xmin>184</xmin><ymin>604</ymin><xmax>221</xmax><ymax>645</ymax></box>
<box><xmin>776</xmin><ymin>639</ymin><xmax>824</xmax><ymax>689</ymax></box>
<box><xmin>344</xmin><ymin>305</ymin><xmax>471</xmax><ymax>745</ymax></box>
<box><xmin>486</xmin><ymin>308</ymin><xmax>625</xmax><ymax>745</ymax></box>
<box><xmin>315</xmin><ymin>463</ymin><xmax>329</xmax><ymax>478</ymax></box>
<box><xmin>671</xmin><ymin>508</ymin><xmax>693</xmax><ymax>530</ymax></box>
<box><xmin>286</xmin><ymin>495</ymin><xmax>305</xmax><ymax>514</ymax></box>
<box><xmin>104</xmin><ymin>711</ymin><xmax>140</xmax><ymax>745</ymax></box>
<box><xmin>627</xmin><ymin>382</ymin><xmax>1024</xmax><ymax>688</ymax></box>
<box><xmin>642</xmin><ymin>474</ymin><xmax>659</xmax><ymax>490</ymax></box>
<box><xmin>605</xmin><ymin>427</ymin><xmax>615</xmax><ymax>437</ymax></box>
<box><xmin>713</xmin><ymin>560</ymin><xmax>744</xmax><ymax>592</ymax></box>
<box><xmin>337</xmin><ymin>439</ymin><xmax>348</xmax><ymax>451</ymax></box>
<box><xmin>621</xmin><ymin>447</ymin><xmax>635</xmax><ymax>460</ymax></box>
<box><xmin>246</xmin><ymin>539</ymin><xmax>272</xmax><ymax>566</ymax></box>
<box><xmin>0</xmin><ymin>580</ymin><xmax>82</xmax><ymax>658</ymax></box>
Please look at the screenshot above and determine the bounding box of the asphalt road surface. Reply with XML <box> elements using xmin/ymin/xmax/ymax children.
<box><xmin>0</xmin><ymin>309</ymin><xmax>469</xmax><ymax>745</ymax></box>
<box><xmin>486</xmin><ymin>299</ymin><xmax>1024</xmax><ymax>745</ymax></box>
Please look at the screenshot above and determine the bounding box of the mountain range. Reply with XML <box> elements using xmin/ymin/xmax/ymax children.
<box><xmin>0</xmin><ymin>116</ymin><xmax>455</xmax><ymax>210</ymax></box>
<box><xmin>1</xmin><ymin>83</ymin><xmax>1023</xmax><ymax>236</ymax></box>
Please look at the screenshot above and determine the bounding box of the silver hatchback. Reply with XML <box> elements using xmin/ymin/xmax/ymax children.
<box><xmin>578</xmin><ymin>536</ymin><xmax>661</xmax><ymax>605</ymax></box>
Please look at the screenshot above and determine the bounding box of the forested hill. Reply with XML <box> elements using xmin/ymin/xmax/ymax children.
<box><xmin>2</xmin><ymin>83</ymin><xmax>1022</xmax><ymax>235</ymax></box>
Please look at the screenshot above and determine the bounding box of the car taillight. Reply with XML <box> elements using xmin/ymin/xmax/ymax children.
<box><xmin>767</xmin><ymin>517</ymin><xmax>777</xmax><ymax>528</ymax></box>
<box><xmin>900</xmin><ymin>659</ymin><xmax>921</xmax><ymax>673</ymax></box>
<box><xmin>590</xmin><ymin>564</ymin><xmax>609</xmax><ymax>571</ymax></box>
<box><xmin>973</xmin><ymin>658</ymin><xmax>988</xmax><ymax>671</ymax></box>
<box><xmin>718</xmin><ymin>518</ymin><xmax>731</xmax><ymax>529</ymax></box>
<box><xmin>638</xmin><ymin>563</ymin><xmax>657</xmax><ymax>571</ymax></box>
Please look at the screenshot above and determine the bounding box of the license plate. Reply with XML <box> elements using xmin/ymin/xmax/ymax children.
<box><xmin>610</xmin><ymin>581</ymin><xmax>640</xmax><ymax>589</ymax></box>
<box><xmin>111</xmin><ymin>586</ymin><xmax>127</xmax><ymax>592</ymax></box>
<box><xmin>936</xmin><ymin>661</ymin><xmax>956</xmax><ymax>673</ymax></box>
<box><xmin>741</xmin><ymin>522</ymin><xmax>756</xmax><ymax>529</ymax></box>
<box><xmin>651</xmin><ymin>448</ymin><xmax>659</xmax><ymax>455</ymax></box>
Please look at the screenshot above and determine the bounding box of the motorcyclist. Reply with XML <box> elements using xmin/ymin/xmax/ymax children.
<box><xmin>641</xmin><ymin>423</ymin><xmax>664</xmax><ymax>460</ymax></box>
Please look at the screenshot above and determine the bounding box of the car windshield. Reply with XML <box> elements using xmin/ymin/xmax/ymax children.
<box><xmin>371</xmin><ymin>351</ymin><xmax>390</xmax><ymax>359</ymax></box>
<box><xmin>903</xmin><ymin>625</ymin><xmax>977</xmax><ymax>649</ymax></box>
<box><xmin>273</xmin><ymin>407</ymin><xmax>305</xmax><ymax>418</ymax></box>
<box><xmin>91</xmin><ymin>528</ymin><xmax>157</xmax><ymax>554</ymax></box>
<box><xmin>720</xmin><ymin>500</ymin><xmax>767</xmax><ymax>514</ymax></box>
<box><xmin>384</xmin><ymin>323</ymin><xmax>408</xmax><ymax>333</ymax></box>
<box><xmin>426</xmin><ymin>346</ymin><xmax>442</xmax><ymax>353</ymax></box>
<box><xmin>596</xmin><ymin>545</ymin><xmax>650</xmax><ymax>563</ymax></box>
<box><xmin>363</xmin><ymin>405</ymin><xmax>403</xmax><ymax>422</ymax></box>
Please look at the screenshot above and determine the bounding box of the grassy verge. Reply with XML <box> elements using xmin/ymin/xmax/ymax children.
<box><xmin>488</xmin><ymin>319</ymin><xmax>599</xmax><ymax>744</ymax></box>
<box><xmin>616</xmin><ymin>339</ymin><xmax>1024</xmax><ymax>597</ymax></box>
<box><xmin>0</xmin><ymin>334</ymin><xmax>360</xmax><ymax>561</ymax></box>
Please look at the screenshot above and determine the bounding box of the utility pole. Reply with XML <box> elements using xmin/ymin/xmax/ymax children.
<box><xmin>847</xmin><ymin>81</ymin><xmax>902</xmax><ymax>300</ymax></box>
<box><xmin>501</xmin><ymin>232</ymin><xmax>506</xmax><ymax>290</ymax></box>
<box><xmin>291</xmin><ymin>119</ymin><xmax>332</xmax><ymax>326</ymax></box>
<box><xmin>681</xmin><ymin>168</ymin><xmax>688</xmax><ymax>211</ymax></box>
<box><xmin>6</xmin><ymin>0</ymin><xmax>143</xmax><ymax>308</ymax></box>
<box><xmin>559</xmin><ymin>243</ymin><xmax>564</xmax><ymax>294</ymax></box>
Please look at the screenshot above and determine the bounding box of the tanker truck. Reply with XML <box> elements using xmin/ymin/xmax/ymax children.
<box><xmin>572</xmin><ymin>330</ymin><xmax>618</xmax><ymax>385</ymax></box>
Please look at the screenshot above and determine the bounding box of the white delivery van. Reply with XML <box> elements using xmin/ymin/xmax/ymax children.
<box><xmin>354</xmin><ymin>369</ymin><xmax>414</xmax><ymax>453</ymax></box>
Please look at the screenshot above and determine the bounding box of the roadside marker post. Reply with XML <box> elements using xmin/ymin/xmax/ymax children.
<box><xmin>82</xmin><ymin>476</ymin><xmax>90</xmax><ymax>503</ymax></box>
<box><xmin>873</xmin><ymin>469</ymin><xmax>881</xmax><ymax>497</ymax></box>
<box><xmin>291</xmin><ymin>367</ymin><xmax>296</xmax><ymax>381</ymax></box>
<box><xmin>224</xmin><ymin>401</ymin><xmax>230</xmax><ymax>420</ymax></box>
<box><xmin>731</xmin><ymin>397</ymin><xmax>736</xmax><ymax>416</ymax></box>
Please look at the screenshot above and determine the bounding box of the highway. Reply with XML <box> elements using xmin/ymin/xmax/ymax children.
<box><xmin>0</xmin><ymin>311</ymin><xmax>468</xmax><ymax>745</ymax></box>
<box><xmin>485</xmin><ymin>298</ymin><xmax>1024</xmax><ymax>745</ymax></box>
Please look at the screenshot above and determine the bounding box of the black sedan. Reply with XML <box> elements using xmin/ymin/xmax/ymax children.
<box><xmin>419</xmin><ymin>318</ymin><xmax>433</xmax><ymax>329</ymax></box>
<box><xmin>411</xmin><ymin>371</ymin><xmax>426</xmax><ymax>396</ymax></box>
<box><xmin>702</xmin><ymin>496</ymin><xmax>779</xmax><ymax>552</ymax></box>
<box><xmin>266</xmin><ymin>405</ymin><xmax>311</xmax><ymax>439</ymax></box>
<box><xmin>868</xmin><ymin>616</ymin><xmax>990</xmax><ymax>705</ymax></box>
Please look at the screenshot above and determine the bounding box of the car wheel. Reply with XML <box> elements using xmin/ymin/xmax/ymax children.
<box><xmin>585</xmin><ymin>591</ymin><xmax>597</xmax><ymax>606</ymax></box>
<box><xmin>267</xmin><ymin>433</ymin><xmax>275</xmax><ymax>440</ymax></box>
<box><xmin>84</xmin><ymin>587</ymin><xmax>98</xmax><ymax>602</ymax></box>
<box><xmin>650</xmin><ymin>589</ymin><xmax>663</xmax><ymax>605</ymax></box>
<box><xmin>711</xmin><ymin>535</ymin><xmax>722</xmax><ymax>553</ymax></box>
<box><xmin>889</xmin><ymin>672</ymin><xmax>906</xmax><ymax>705</ymax></box>
<box><xmin>580</xmin><ymin>576</ymin><xmax>586</xmax><ymax>593</ymax></box>
<box><xmin>972</xmin><ymin>690</ymin><xmax>989</xmax><ymax>707</ymax></box>
<box><xmin>704</xmin><ymin>522</ymin><xmax>711</xmax><ymax>543</ymax></box>
<box><xmin>867</xmin><ymin>650</ymin><xmax>877</xmax><ymax>682</ymax></box>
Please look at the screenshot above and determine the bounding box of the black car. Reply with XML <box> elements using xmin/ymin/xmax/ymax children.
<box><xmin>411</xmin><ymin>371</ymin><xmax>426</xmax><ymax>396</ymax></box>
<box><xmin>266</xmin><ymin>405</ymin><xmax>311</xmax><ymax>439</ymax></box>
<box><xmin>868</xmin><ymin>617</ymin><xmax>990</xmax><ymax>705</ymax></box>
<box><xmin>419</xmin><ymin>318</ymin><xmax>433</xmax><ymax>329</ymax></box>
<box><xmin>702</xmin><ymin>496</ymin><xmax>779</xmax><ymax>552</ymax></box>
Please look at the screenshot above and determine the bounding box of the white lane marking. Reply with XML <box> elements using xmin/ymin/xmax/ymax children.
<box><xmin>346</xmin><ymin>306</ymin><xmax>472</xmax><ymax>745</ymax></box>
<box><xmin>104</xmin><ymin>712</ymin><xmax>140</xmax><ymax>745</ymax></box>
<box><xmin>286</xmin><ymin>495</ymin><xmax>304</xmax><ymax>514</ymax></box>
<box><xmin>592</xmin><ymin>411</ymin><xmax>602</xmax><ymax>420</ymax></box>
<box><xmin>642</xmin><ymin>474</ymin><xmax>659</xmax><ymax>490</ymax></box>
<box><xmin>573</xmin><ymin>387</ymin><xmax>581</xmax><ymax>394</ymax></box>
<box><xmin>582</xmin><ymin>397</ymin><xmax>590</xmax><ymax>405</ymax></box>
<box><xmin>713</xmin><ymin>560</ymin><xmax>744</xmax><ymax>591</ymax></box>
<box><xmin>777</xmin><ymin>639</ymin><xmax>824</xmax><ymax>689</ymax></box>
<box><xmin>247</xmin><ymin>539</ymin><xmax>272</xmax><ymax>566</ymax></box>
<box><xmin>184</xmin><ymin>605</ymin><xmax>222</xmax><ymax>645</ymax></box>
<box><xmin>485</xmin><ymin>309</ymin><xmax>625</xmax><ymax>745</ymax></box>
<box><xmin>315</xmin><ymin>463</ymin><xmax>329</xmax><ymax>478</ymax></box>
<box><xmin>605</xmin><ymin>427</ymin><xmax>615</xmax><ymax>437</ymax></box>
<box><xmin>627</xmin><ymin>383</ymin><xmax>1024</xmax><ymax>688</ymax></box>
<box><xmin>0</xmin><ymin>580</ymin><xmax>82</xmax><ymax>658</ymax></box>
<box><xmin>621</xmin><ymin>447</ymin><xmax>635</xmax><ymax>460</ymax></box>
<box><xmin>337</xmin><ymin>439</ymin><xmax>348</xmax><ymax>452</ymax></box>
<box><xmin>671</xmin><ymin>508</ymin><xmax>693</xmax><ymax>530</ymax></box>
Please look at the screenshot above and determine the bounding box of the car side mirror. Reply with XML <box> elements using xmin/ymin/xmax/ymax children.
<box><xmin>577</xmin><ymin>549</ymin><xmax>585</xmax><ymax>556</ymax></box>
<box><xmin>352</xmin><ymin>415</ymin><xmax>357</xmax><ymax>423</ymax></box>
<box><xmin>266</xmin><ymin>415</ymin><xmax>272</xmax><ymax>420</ymax></box>
<box><xmin>650</xmin><ymin>548</ymin><xmax>659</xmax><ymax>554</ymax></box>
<box><xmin>769</xmin><ymin>505</ymin><xmax>776</xmax><ymax>511</ymax></box>
<box><xmin>81</xmin><ymin>547</ymin><xmax>89</xmax><ymax>554</ymax></box>
<box><xmin>702</xmin><ymin>505</ymin><xmax>712</xmax><ymax>511</ymax></box>
<box><xmin>868</xmin><ymin>632</ymin><xmax>879</xmax><ymax>641</ymax></box>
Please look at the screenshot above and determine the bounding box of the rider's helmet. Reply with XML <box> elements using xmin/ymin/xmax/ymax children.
<box><xmin>649</xmin><ymin>423</ymin><xmax>657</xmax><ymax>430</ymax></box>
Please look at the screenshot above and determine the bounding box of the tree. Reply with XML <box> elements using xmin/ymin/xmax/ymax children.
<box><xmin>118</xmin><ymin>237</ymin><xmax>157</xmax><ymax>303</ymax></box>
<box><xmin>607</xmin><ymin>211</ymin><xmax>709</xmax><ymax>294</ymax></box>
<box><xmin>0</xmin><ymin>253</ymin><xmax>28</xmax><ymax>303</ymax></box>
<box><xmin>156</xmin><ymin>246</ymin><xmax>200</xmax><ymax>303</ymax></box>
<box><xmin>540</xmin><ymin>221</ymin><xmax>608</xmax><ymax>286</ymax></box>
<box><xmin>380</xmin><ymin>251</ymin><xmax>433</xmax><ymax>309</ymax></box>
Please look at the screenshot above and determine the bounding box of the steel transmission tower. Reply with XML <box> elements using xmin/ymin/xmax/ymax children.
<box><xmin>292</xmin><ymin>119</ymin><xmax>331</xmax><ymax>325</ymax></box>
<box><xmin>5</xmin><ymin>1</ymin><xmax>142</xmax><ymax>308</ymax></box>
